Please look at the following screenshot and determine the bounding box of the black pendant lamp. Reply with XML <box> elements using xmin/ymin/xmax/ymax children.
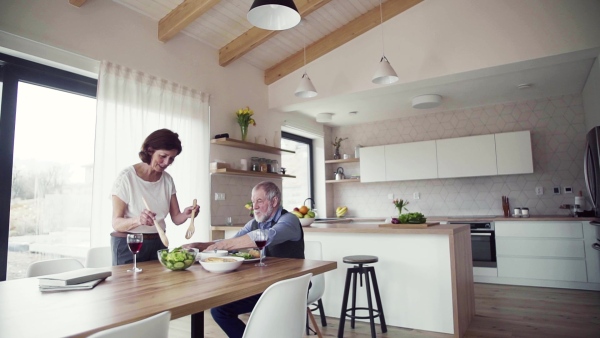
<box><xmin>247</xmin><ymin>0</ymin><xmax>301</xmax><ymax>31</ymax></box>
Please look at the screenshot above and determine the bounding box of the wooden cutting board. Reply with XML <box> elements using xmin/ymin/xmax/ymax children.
<box><xmin>378</xmin><ymin>222</ymin><xmax>440</xmax><ymax>228</ymax></box>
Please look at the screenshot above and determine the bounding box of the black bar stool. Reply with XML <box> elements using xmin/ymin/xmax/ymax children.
<box><xmin>338</xmin><ymin>255</ymin><xmax>387</xmax><ymax>338</ymax></box>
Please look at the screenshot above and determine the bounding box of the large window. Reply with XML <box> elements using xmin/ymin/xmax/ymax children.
<box><xmin>0</xmin><ymin>54</ymin><xmax>97</xmax><ymax>280</ymax></box>
<box><xmin>281</xmin><ymin>132</ymin><xmax>314</xmax><ymax>212</ymax></box>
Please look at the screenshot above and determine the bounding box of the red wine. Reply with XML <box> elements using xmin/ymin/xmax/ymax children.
<box><xmin>128</xmin><ymin>242</ymin><xmax>143</xmax><ymax>254</ymax></box>
<box><xmin>255</xmin><ymin>240</ymin><xmax>267</xmax><ymax>249</ymax></box>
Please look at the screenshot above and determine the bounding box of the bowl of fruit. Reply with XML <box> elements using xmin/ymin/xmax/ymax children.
<box><xmin>157</xmin><ymin>247</ymin><xmax>199</xmax><ymax>271</ymax></box>
<box><xmin>292</xmin><ymin>205</ymin><xmax>316</xmax><ymax>227</ymax></box>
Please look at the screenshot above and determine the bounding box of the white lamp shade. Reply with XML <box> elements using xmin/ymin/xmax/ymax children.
<box><xmin>372</xmin><ymin>56</ymin><xmax>398</xmax><ymax>85</ymax></box>
<box><xmin>295</xmin><ymin>73</ymin><xmax>318</xmax><ymax>98</ymax></box>
<box><xmin>247</xmin><ymin>0</ymin><xmax>301</xmax><ymax>30</ymax></box>
<box><xmin>412</xmin><ymin>94</ymin><xmax>442</xmax><ymax>109</ymax></box>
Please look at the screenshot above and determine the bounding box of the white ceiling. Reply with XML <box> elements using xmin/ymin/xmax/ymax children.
<box><xmin>278</xmin><ymin>48</ymin><xmax>599</xmax><ymax>126</ymax></box>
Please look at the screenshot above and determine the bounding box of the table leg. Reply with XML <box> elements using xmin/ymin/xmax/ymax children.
<box><xmin>191</xmin><ymin>311</ymin><xmax>204</xmax><ymax>338</ymax></box>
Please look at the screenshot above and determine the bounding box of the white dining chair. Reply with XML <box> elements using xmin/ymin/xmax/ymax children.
<box><xmin>88</xmin><ymin>311</ymin><xmax>171</xmax><ymax>338</ymax></box>
<box><xmin>26</xmin><ymin>258</ymin><xmax>85</xmax><ymax>277</ymax></box>
<box><xmin>242</xmin><ymin>273</ymin><xmax>312</xmax><ymax>338</ymax></box>
<box><xmin>305</xmin><ymin>241</ymin><xmax>327</xmax><ymax>337</ymax></box>
<box><xmin>85</xmin><ymin>246</ymin><xmax>112</xmax><ymax>268</ymax></box>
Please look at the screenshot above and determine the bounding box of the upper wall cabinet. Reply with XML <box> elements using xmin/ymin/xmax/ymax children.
<box><xmin>359</xmin><ymin>130</ymin><xmax>534</xmax><ymax>183</ymax></box>
<box><xmin>360</xmin><ymin>145</ymin><xmax>386</xmax><ymax>183</ymax></box>
<box><xmin>495</xmin><ymin>130</ymin><xmax>534</xmax><ymax>175</ymax></box>
<box><xmin>436</xmin><ymin>134</ymin><xmax>498</xmax><ymax>178</ymax></box>
<box><xmin>386</xmin><ymin>140</ymin><xmax>438</xmax><ymax>181</ymax></box>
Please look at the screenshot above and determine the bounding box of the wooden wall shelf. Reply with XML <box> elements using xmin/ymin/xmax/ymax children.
<box><xmin>325</xmin><ymin>178</ymin><xmax>360</xmax><ymax>184</ymax></box>
<box><xmin>325</xmin><ymin>158</ymin><xmax>360</xmax><ymax>164</ymax></box>
<box><xmin>211</xmin><ymin>137</ymin><xmax>294</xmax><ymax>155</ymax></box>
<box><xmin>211</xmin><ymin>168</ymin><xmax>296</xmax><ymax>179</ymax></box>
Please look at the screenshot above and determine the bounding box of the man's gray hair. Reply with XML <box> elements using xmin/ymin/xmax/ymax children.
<box><xmin>253</xmin><ymin>181</ymin><xmax>281</xmax><ymax>207</ymax></box>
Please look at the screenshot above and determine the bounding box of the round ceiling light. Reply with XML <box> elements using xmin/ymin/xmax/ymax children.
<box><xmin>412</xmin><ymin>94</ymin><xmax>442</xmax><ymax>109</ymax></box>
<box><xmin>316</xmin><ymin>113</ymin><xmax>333</xmax><ymax>123</ymax></box>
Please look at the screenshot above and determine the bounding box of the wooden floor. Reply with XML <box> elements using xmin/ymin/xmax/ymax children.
<box><xmin>169</xmin><ymin>283</ymin><xmax>600</xmax><ymax>337</ymax></box>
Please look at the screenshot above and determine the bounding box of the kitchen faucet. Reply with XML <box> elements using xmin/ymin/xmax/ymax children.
<box><xmin>304</xmin><ymin>197</ymin><xmax>315</xmax><ymax>210</ymax></box>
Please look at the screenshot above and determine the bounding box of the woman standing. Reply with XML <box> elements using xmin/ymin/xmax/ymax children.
<box><xmin>110</xmin><ymin>129</ymin><xmax>199</xmax><ymax>265</ymax></box>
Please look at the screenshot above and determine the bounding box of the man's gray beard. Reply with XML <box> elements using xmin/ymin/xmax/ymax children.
<box><xmin>254</xmin><ymin>204</ymin><xmax>274</xmax><ymax>223</ymax></box>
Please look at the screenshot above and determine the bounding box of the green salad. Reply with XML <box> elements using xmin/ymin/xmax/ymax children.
<box><xmin>398</xmin><ymin>212</ymin><xmax>427</xmax><ymax>224</ymax></box>
<box><xmin>231</xmin><ymin>252</ymin><xmax>254</xmax><ymax>260</ymax></box>
<box><xmin>159</xmin><ymin>247</ymin><xmax>196</xmax><ymax>270</ymax></box>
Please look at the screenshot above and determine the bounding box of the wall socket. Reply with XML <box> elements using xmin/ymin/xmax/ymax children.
<box><xmin>535</xmin><ymin>187</ymin><xmax>543</xmax><ymax>196</ymax></box>
<box><xmin>413</xmin><ymin>192</ymin><xmax>420</xmax><ymax>200</ymax></box>
<box><xmin>388</xmin><ymin>193</ymin><xmax>394</xmax><ymax>200</ymax></box>
<box><xmin>553</xmin><ymin>186</ymin><xmax>561</xmax><ymax>195</ymax></box>
<box><xmin>214</xmin><ymin>193</ymin><xmax>225</xmax><ymax>200</ymax></box>
<box><xmin>564</xmin><ymin>186</ymin><xmax>573</xmax><ymax>194</ymax></box>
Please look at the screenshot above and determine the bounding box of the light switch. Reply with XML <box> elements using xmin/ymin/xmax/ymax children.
<box><xmin>413</xmin><ymin>192</ymin><xmax>420</xmax><ymax>200</ymax></box>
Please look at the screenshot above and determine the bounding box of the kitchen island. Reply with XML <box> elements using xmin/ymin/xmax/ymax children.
<box><xmin>211</xmin><ymin>220</ymin><xmax>474</xmax><ymax>337</ymax></box>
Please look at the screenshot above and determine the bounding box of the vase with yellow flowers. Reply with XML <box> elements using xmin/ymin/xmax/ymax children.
<box><xmin>332</xmin><ymin>136</ymin><xmax>348</xmax><ymax>159</ymax></box>
<box><xmin>235</xmin><ymin>106</ymin><xmax>256</xmax><ymax>142</ymax></box>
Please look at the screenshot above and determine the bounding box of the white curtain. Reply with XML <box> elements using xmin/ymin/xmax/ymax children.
<box><xmin>90</xmin><ymin>61</ymin><xmax>210</xmax><ymax>248</ymax></box>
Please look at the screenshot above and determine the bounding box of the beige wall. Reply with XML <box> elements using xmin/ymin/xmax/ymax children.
<box><xmin>583</xmin><ymin>56</ymin><xmax>600</xmax><ymax>131</ymax></box>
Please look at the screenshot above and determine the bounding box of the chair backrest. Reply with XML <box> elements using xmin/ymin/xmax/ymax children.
<box><xmin>26</xmin><ymin>258</ymin><xmax>85</xmax><ymax>277</ymax></box>
<box><xmin>88</xmin><ymin>311</ymin><xmax>171</xmax><ymax>338</ymax></box>
<box><xmin>304</xmin><ymin>241</ymin><xmax>325</xmax><ymax>304</ymax></box>
<box><xmin>243</xmin><ymin>273</ymin><xmax>312</xmax><ymax>338</ymax></box>
<box><xmin>86</xmin><ymin>246</ymin><xmax>113</xmax><ymax>268</ymax></box>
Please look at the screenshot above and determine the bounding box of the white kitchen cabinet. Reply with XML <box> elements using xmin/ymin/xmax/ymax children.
<box><xmin>495</xmin><ymin>221</ymin><xmax>588</xmax><ymax>283</ymax></box>
<box><xmin>359</xmin><ymin>145</ymin><xmax>386</xmax><ymax>183</ymax></box>
<box><xmin>436</xmin><ymin>134</ymin><xmax>497</xmax><ymax>178</ymax></box>
<box><xmin>583</xmin><ymin>222</ymin><xmax>600</xmax><ymax>283</ymax></box>
<box><xmin>495</xmin><ymin>130</ymin><xmax>534</xmax><ymax>175</ymax></box>
<box><xmin>385</xmin><ymin>140</ymin><xmax>437</xmax><ymax>181</ymax></box>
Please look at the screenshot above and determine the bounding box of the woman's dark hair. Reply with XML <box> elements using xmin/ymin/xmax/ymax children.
<box><xmin>139</xmin><ymin>129</ymin><xmax>182</xmax><ymax>164</ymax></box>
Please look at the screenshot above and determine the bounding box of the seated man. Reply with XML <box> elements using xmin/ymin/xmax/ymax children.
<box><xmin>184</xmin><ymin>181</ymin><xmax>304</xmax><ymax>338</ymax></box>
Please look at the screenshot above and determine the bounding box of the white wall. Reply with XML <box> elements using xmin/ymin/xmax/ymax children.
<box><xmin>0</xmin><ymin>0</ymin><xmax>273</xmax><ymax>241</ymax></box>
<box><xmin>583</xmin><ymin>56</ymin><xmax>600</xmax><ymax>131</ymax></box>
<box><xmin>269</xmin><ymin>0</ymin><xmax>600</xmax><ymax>110</ymax></box>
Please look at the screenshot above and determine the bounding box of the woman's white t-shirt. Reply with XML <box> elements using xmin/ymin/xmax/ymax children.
<box><xmin>111</xmin><ymin>166</ymin><xmax>176</xmax><ymax>233</ymax></box>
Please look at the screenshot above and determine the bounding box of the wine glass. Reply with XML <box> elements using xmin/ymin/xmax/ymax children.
<box><xmin>127</xmin><ymin>233</ymin><xmax>143</xmax><ymax>272</ymax></box>
<box><xmin>254</xmin><ymin>228</ymin><xmax>269</xmax><ymax>267</ymax></box>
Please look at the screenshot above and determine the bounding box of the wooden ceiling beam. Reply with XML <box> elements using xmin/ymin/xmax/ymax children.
<box><xmin>69</xmin><ymin>0</ymin><xmax>87</xmax><ymax>7</ymax></box>
<box><xmin>159</xmin><ymin>0</ymin><xmax>222</xmax><ymax>43</ymax></box>
<box><xmin>219</xmin><ymin>0</ymin><xmax>332</xmax><ymax>67</ymax></box>
<box><xmin>264</xmin><ymin>0</ymin><xmax>423</xmax><ymax>85</ymax></box>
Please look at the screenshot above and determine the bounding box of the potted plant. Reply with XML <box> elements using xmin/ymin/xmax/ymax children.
<box><xmin>332</xmin><ymin>136</ymin><xmax>348</xmax><ymax>159</ymax></box>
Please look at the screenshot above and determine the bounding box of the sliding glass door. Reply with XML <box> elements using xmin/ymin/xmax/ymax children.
<box><xmin>0</xmin><ymin>54</ymin><xmax>97</xmax><ymax>280</ymax></box>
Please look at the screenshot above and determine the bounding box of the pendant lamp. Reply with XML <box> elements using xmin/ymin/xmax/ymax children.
<box><xmin>295</xmin><ymin>22</ymin><xmax>317</xmax><ymax>98</ymax></box>
<box><xmin>247</xmin><ymin>0</ymin><xmax>301</xmax><ymax>31</ymax></box>
<box><xmin>372</xmin><ymin>0</ymin><xmax>398</xmax><ymax>84</ymax></box>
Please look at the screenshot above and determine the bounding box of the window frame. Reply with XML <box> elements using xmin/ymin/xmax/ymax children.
<box><xmin>281</xmin><ymin>131</ymin><xmax>315</xmax><ymax>208</ymax></box>
<box><xmin>0</xmin><ymin>53</ymin><xmax>97</xmax><ymax>281</ymax></box>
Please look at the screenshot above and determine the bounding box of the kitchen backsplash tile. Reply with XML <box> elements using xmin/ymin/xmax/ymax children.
<box><xmin>331</xmin><ymin>94</ymin><xmax>587</xmax><ymax>218</ymax></box>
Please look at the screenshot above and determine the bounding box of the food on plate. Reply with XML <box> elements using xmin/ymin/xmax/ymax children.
<box><xmin>336</xmin><ymin>206</ymin><xmax>348</xmax><ymax>217</ymax></box>
<box><xmin>232</xmin><ymin>252</ymin><xmax>254</xmax><ymax>259</ymax></box>
<box><xmin>248</xmin><ymin>249</ymin><xmax>261</xmax><ymax>258</ymax></box>
<box><xmin>205</xmin><ymin>257</ymin><xmax>237</xmax><ymax>263</ymax></box>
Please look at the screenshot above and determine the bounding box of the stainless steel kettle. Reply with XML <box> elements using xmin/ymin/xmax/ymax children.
<box><xmin>335</xmin><ymin>167</ymin><xmax>345</xmax><ymax>180</ymax></box>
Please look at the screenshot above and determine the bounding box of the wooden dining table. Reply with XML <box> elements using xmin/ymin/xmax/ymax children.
<box><xmin>0</xmin><ymin>257</ymin><xmax>337</xmax><ymax>337</ymax></box>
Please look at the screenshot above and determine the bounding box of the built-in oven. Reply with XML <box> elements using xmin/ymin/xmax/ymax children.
<box><xmin>449</xmin><ymin>221</ymin><xmax>496</xmax><ymax>268</ymax></box>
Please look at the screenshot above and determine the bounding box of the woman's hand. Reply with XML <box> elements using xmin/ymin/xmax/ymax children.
<box><xmin>139</xmin><ymin>209</ymin><xmax>157</xmax><ymax>227</ymax></box>
<box><xmin>183</xmin><ymin>204</ymin><xmax>200</xmax><ymax>219</ymax></box>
